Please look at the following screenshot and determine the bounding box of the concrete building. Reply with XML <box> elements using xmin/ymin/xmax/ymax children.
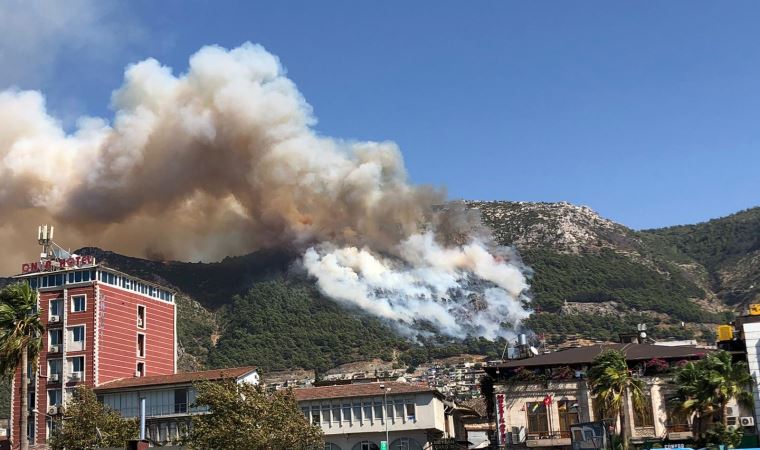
<box><xmin>293</xmin><ymin>381</ymin><xmax>456</xmax><ymax>450</ymax></box>
<box><xmin>484</xmin><ymin>343</ymin><xmax>753</xmax><ymax>449</ymax></box>
<box><xmin>8</xmin><ymin>229</ymin><xmax>177</xmax><ymax>449</ymax></box>
<box><xmin>95</xmin><ymin>367</ymin><xmax>259</xmax><ymax>446</ymax></box>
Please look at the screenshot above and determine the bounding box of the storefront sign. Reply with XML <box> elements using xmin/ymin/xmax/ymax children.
<box><xmin>21</xmin><ymin>255</ymin><xmax>95</xmax><ymax>274</ymax></box>
<box><xmin>496</xmin><ymin>393</ymin><xmax>508</xmax><ymax>445</ymax></box>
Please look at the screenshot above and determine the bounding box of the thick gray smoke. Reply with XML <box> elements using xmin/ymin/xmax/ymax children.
<box><xmin>0</xmin><ymin>43</ymin><xmax>530</xmax><ymax>338</ymax></box>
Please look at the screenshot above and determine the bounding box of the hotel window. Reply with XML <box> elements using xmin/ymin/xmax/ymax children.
<box><xmin>69</xmin><ymin>356</ymin><xmax>85</xmax><ymax>380</ymax></box>
<box><xmin>71</xmin><ymin>294</ymin><xmax>86</xmax><ymax>312</ymax></box>
<box><xmin>68</xmin><ymin>326</ymin><xmax>85</xmax><ymax>351</ymax></box>
<box><xmin>558</xmin><ymin>400</ymin><xmax>580</xmax><ymax>435</ymax></box>
<box><xmin>49</xmin><ymin>299</ymin><xmax>62</xmax><ymax>318</ymax></box>
<box><xmin>526</xmin><ymin>402</ymin><xmax>549</xmax><ymax>435</ymax></box>
<box><xmin>48</xmin><ymin>359</ymin><xmax>62</xmax><ymax>378</ymax></box>
<box><xmin>634</xmin><ymin>394</ymin><xmax>654</xmax><ymax>427</ymax></box>
<box><xmin>49</xmin><ymin>329</ymin><xmax>63</xmax><ymax>351</ymax></box>
<box><xmin>137</xmin><ymin>305</ymin><xmax>146</xmax><ymax>328</ymax></box>
<box><xmin>137</xmin><ymin>333</ymin><xmax>145</xmax><ymax>358</ymax></box>
<box><xmin>48</xmin><ymin>389</ymin><xmax>62</xmax><ymax>406</ymax></box>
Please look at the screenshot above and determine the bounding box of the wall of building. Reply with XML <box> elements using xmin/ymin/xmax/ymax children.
<box><xmin>97</xmin><ymin>284</ymin><xmax>175</xmax><ymax>384</ymax></box>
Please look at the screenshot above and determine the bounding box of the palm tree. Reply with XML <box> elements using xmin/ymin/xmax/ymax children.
<box><xmin>588</xmin><ymin>349</ymin><xmax>646</xmax><ymax>450</ymax></box>
<box><xmin>0</xmin><ymin>282</ymin><xmax>43</xmax><ymax>450</ymax></box>
<box><xmin>703</xmin><ymin>351</ymin><xmax>752</xmax><ymax>426</ymax></box>
<box><xmin>671</xmin><ymin>351</ymin><xmax>752</xmax><ymax>444</ymax></box>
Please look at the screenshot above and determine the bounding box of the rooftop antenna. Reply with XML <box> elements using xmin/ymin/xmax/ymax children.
<box><xmin>36</xmin><ymin>225</ymin><xmax>72</xmax><ymax>261</ymax></box>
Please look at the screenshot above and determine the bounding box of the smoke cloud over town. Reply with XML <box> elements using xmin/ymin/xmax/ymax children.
<box><xmin>0</xmin><ymin>43</ymin><xmax>530</xmax><ymax>338</ymax></box>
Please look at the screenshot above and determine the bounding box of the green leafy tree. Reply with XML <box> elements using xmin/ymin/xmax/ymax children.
<box><xmin>0</xmin><ymin>282</ymin><xmax>43</xmax><ymax>450</ymax></box>
<box><xmin>587</xmin><ymin>349</ymin><xmax>646</xmax><ymax>450</ymax></box>
<box><xmin>48</xmin><ymin>385</ymin><xmax>138</xmax><ymax>450</ymax></box>
<box><xmin>189</xmin><ymin>378</ymin><xmax>323</xmax><ymax>450</ymax></box>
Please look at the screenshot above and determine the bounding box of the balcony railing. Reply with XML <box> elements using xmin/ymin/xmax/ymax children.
<box><xmin>527</xmin><ymin>431</ymin><xmax>572</xmax><ymax>440</ymax></box>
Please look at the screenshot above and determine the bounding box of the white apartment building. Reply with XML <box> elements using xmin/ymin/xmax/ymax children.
<box><xmin>294</xmin><ymin>382</ymin><xmax>455</xmax><ymax>450</ymax></box>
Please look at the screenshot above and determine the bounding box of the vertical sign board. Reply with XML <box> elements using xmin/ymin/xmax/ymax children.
<box><xmin>380</xmin><ymin>441</ymin><xmax>388</xmax><ymax>450</ymax></box>
<box><xmin>495</xmin><ymin>393</ymin><xmax>508</xmax><ymax>445</ymax></box>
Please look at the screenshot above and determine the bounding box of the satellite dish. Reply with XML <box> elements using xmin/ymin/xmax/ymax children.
<box><xmin>529</xmin><ymin>346</ymin><xmax>539</xmax><ymax>356</ymax></box>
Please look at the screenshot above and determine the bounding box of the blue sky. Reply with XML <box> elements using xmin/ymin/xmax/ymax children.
<box><xmin>3</xmin><ymin>0</ymin><xmax>759</xmax><ymax>229</ymax></box>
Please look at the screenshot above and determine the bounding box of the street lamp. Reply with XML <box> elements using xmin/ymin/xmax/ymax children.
<box><xmin>379</xmin><ymin>384</ymin><xmax>391</xmax><ymax>448</ymax></box>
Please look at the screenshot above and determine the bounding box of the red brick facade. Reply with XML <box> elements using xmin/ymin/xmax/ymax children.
<box><xmin>9</xmin><ymin>266</ymin><xmax>176</xmax><ymax>449</ymax></box>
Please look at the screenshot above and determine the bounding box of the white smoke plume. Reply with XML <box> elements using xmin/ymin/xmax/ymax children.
<box><xmin>0</xmin><ymin>43</ymin><xmax>531</xmax><ymax>339</ymax></box>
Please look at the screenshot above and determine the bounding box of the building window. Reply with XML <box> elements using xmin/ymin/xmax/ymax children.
<box><xmin>69</xmin><ymin>326</ymin><xmax>85</xmax><ymax>351</ymax></box>
<box><xmin>311</xmin><ymin>405</ymin><xmax>321</xmax><ymax>425</ymax></box>
<box><xmin>390</xmin><ymin>438</ymin><xmax>423</xmax><ymax>450</ymax></box>
<box><xmin>49</xmin><ymin>329</ymin><xmax>63</xmax><ymax>351</ymax></box>
<box><xmin>48</xmin><ymin>359</ymin><xmax>62</xmax><ymax>379</ymax></box>
<box><xmin>48</xmin><ymin>389</ymin><xmax>62</xmax><ymax>407</ymax></box>
<box><xmin>324</xmin><ymin>443</ymin><xmax>342</xmax><ymax>450</ymax></box>
<box><xmin>343</xmin><ymin>402</ymin><xmax>351</xmax><ymax>422</ymax></box>
<box><xmin>353</xmin><ymin>401</ymin><xmax>362</xmax><ymax>422</ymax></box>
<box><xmin>136</xmin><ymin>362</ymin><xmax>145</xmax><ymax>377</ymax></box>
<box><xmin>363</xmin><ymin>400</ymin><xmax>373</xmax><ymax>421</ymax></box>
<box><xmin>405</xmin><ymin>401</ymin><xmax>416</xmax><ymax>420</ymax></box>
<box><xmin>558</xmin><ymin>400</ymin><xmax>580</xmax><ymax>436</ymax></box>
<box><xmin>526</xmin><ymin>402</ymin><xmax>549</xmax><ymax>435</ymax></box>
<box><xmin>137</xmin><ymin>305</ymin><xmax>146</xmax><ymax>329</ymax></box>
<box><xmin>49</xmin><ymin>299</ymin><xmax>62</xmax><ymax>318</ymax></box>
<box><xmin>69</xmin><ymin>356</ymin><xmax>85</xmax><ymax>380</ymax></box>
<box><xmin>373</xmin><ymin>399</ymin><xmax>383</xmax><ymax>421</ymax></box>
<box><xmin>634</xmin><ymin>394</ymin><xmax>654</xmax><ymax>427</ymax></box>
<box><xmin>321</xmin><ymin>404</ymin><xmax>330</xmax><ymax>424</ymax></box>
<box><xmin>174</xmin><ymin>388</ymin><xmax>188</xmax><ymax>414</ymax></box>
<box><xmin>394</xmin><ymin>400</ymin><xmax>405</xmax><ymax>419</ymax></box>
<box><xmin>352</xmin><ymin>442</ymin><xmax>379</xmax><ymax>450</ymax></box>
<box><xmin>331</xmin><ymin>403</ymin><xmax>341</xmax><ymax>423</ymax></box>
<box><xmin>137</xmin><ymin>333</ymin><xmax>145</xmax><ymax>358</ymax></box>
<box><xmin>71</xmin><ymin>295</ymin><xmax>86</xmax><ymax>312</ymax></box>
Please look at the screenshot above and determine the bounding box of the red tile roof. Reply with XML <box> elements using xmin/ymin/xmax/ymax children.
<box><xmin>95</xmin><ymin>366</ymin><xmax>257</xmax><ymax>391</ymax></box>
<box><xmin>294</xmin><ymin>382</ymin><xmax>439</xmax><ymax>402</ymax></box>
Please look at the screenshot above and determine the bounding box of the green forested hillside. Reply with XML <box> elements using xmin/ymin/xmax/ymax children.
<box><xmin>642</xmin><ymin>207</ymin><xmax>760</xmax><ymax>305</ymax></box>
<box><xmin>207</xmin><ymin>281</ymin><xmax>405</xmax><ymax>372</ymax></box>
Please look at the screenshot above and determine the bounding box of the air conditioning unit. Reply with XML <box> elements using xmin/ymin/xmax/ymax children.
<box><xmin>137</xmin><ymin>318</ymin><xmax>144</xmax><ymax>327</ymax></box>
<box><xmin>49</xmin><ymin>345</ymin><xmax>60</xmax><ymax>353</ymax></box>
<box><xmin>71</xmin><ymin>372</ymin><xmax>82</xmax><ymax>381</ymax></box>
<box><xmin>740</xmin><ymin>416</ymin><xmax>755</xmax><ymax>427</ymax></box>
<box><xmin>49</xmin><ymin>315</ymin><xmax>60</xmax><ymax>323</ymax></box>
<box><xmin>134</xmin><ymin>370</ymin><xmax>142</xmax><ymax>377</ymax></box>
<box><xmin>49</xmin><ymin>373</ymin><xmax>59</xmax><ymax>382</ymax></box>
<box><xmin>47</xmin><ymin>406</ymin><xmax>59</xmax><ymax>415</ymax></box>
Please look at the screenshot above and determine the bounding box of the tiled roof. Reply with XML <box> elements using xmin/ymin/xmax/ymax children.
<box><xmin>95</xmin><ymin>366</ymin><xmax>257</xmax><ymax>391</ymax></box>
<box><xmin>487</xmin><ymin>343</ymin><xmax>709</xmax><ymax>370</ymax></box>
<box><xmin>294</xmin><ymin>382</ymin><xmax>438</xmax><ymax>402</ymax></box>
